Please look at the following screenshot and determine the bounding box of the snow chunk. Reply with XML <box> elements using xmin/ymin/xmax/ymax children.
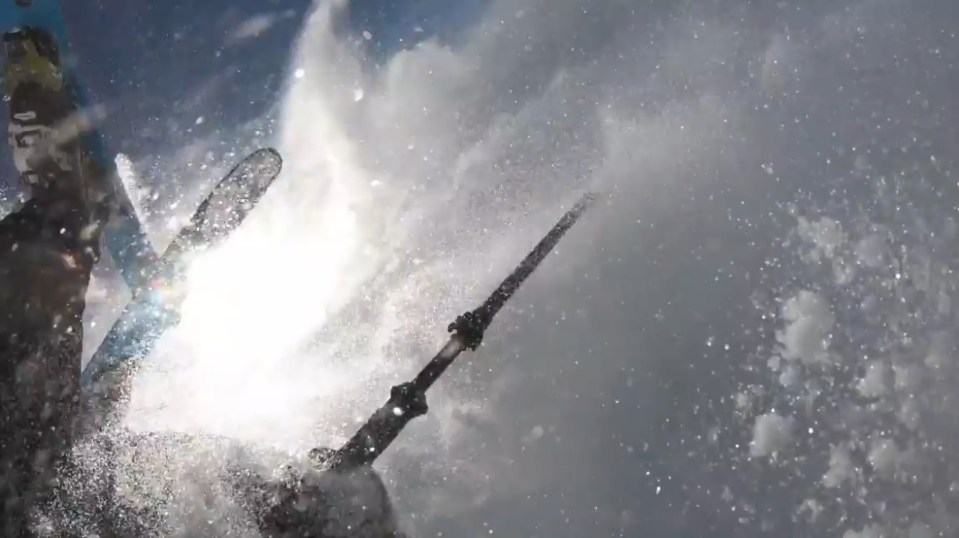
<box><xmin>797</xmin><ymin>216</ymin><xmax>846</xmax><ymax>262</ymax></box>
<box><xmin>734</xmin><ymin>392</ymin><xmax>753</xmax><ymax>415</ymax></box>
<box><xmin>228</xmin><ymin>13</ymin><xmax>277</xmax><ymax>44</ymax></box>
<box><xmin>924</xmin><ymin>331</ymin><xmax>953</xmax><ymax>369</ymax></box>
<box><xmin>892</xmin><ymin>363</ymin><xmax>923</xmax><ymax>395</ymax></box>
<box><xmin>779</xmin><ymin>364</ymin><xmax>801</xmax><ymax>388</ymax></box>
<box><xmin>908</xmin><ymin>522</ymin><xmax>934</xmax><ymax>538</ymax></box>
<box><xmin>778</xmin><ymin>290</ymin><xmax>835</xmax><ymax>365</ymax></box>
<box><xmin>114</xmin><ymin>153</ymin><xmax>148</xmax><ymax>224</ymax></box>
<box><xmin>833</xmin><ymin>259</ymin><xmax>856</xmax><ymax>286</ymax></box>
<box><xmin>856</xmin><ymin>361</ymin><xmax>888</xmax><ymax>398</ymax></box>
<box><xmin>867</xmin><ymin>438</ymin><xmax>904</xmax><ymax>478</ymax></box>
<box><xmin>897</xmin><ymin>398</ymin><xmax>921</xmax><ymax>430</ymax></box>
<box><xmin>750</xmin><ymin>412</ymin><xmax>794</xmax><ymax>457</ymax></box>
<box><xmin>843</xmin><ymin>524</ymin><xmax>891</xmax><ymax>538</ymax></box>
<box><xmin>823</xmin><ymin>443</ymin><xmax>855</xmax><ymax>488</ymax></box>
<box><xmin>855</xmin><ymin>234</ymin><xmax>887</xmax><ymax>268</ymax></box>
<box><xmin>796</xmin><ymin>498</ymin><xmax>823</xmax><ymax>522</ymax></box>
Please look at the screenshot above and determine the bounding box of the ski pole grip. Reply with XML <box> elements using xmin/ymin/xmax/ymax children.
<box><xmin>448</xmin><ymin>309</ymin><xmax>491</xmax><ymax>350</ymax></box>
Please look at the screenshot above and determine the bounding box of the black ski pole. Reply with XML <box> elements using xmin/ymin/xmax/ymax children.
<box><xmin>318</xmin><ymin>193</ymin><xmax>596</xmax><ymax>470</ymax></box>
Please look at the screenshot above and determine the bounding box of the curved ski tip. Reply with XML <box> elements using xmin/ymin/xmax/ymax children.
<box><xmin>254</xmin><ymin>147</ymin><xmax>281</xmax><ymax>160</ymax></box>
<box><xmin>241</xmin><ymin>147</ymin><xmax>283</xmax><ymax>178</ymax></box>
<box><xmin>573</xmin><ymin>191</ymin><xmax>599</xmax><ymax>210</ymax></box>
<box><xmin>253</xmin><ymin>147</ymin><xmax>281</xmax><ymax>158</ymax></box>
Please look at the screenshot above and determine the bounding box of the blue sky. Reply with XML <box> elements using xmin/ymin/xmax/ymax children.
<box><xmin>347</xmin><ymin>0</ymin><xmax>488</xmax><ymax>56</ymax></box>
<box><xmin>0</xmin><ymin>0</ymin><xmax>489</xmax><ymax>199</ymax></box>
<box><xmin>64</xmin><ymin>0</ymin><xmax>489</xmax><ymax>151</ymax></box>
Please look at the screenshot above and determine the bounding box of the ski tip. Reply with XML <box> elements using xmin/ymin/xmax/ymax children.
<box><xmin>252</xmin><ymin>146</ymin><xmax>281</xmax><ymax>160</ymax></box>
<box><xmin>246</xmin><ymin>147</ymin><xmax>283</xmax><ymax>177</ymax></box>
<box><xmin>571</xmin><ymin>192</ymin><xmax>598</xmax><ymax>214</ymax></box>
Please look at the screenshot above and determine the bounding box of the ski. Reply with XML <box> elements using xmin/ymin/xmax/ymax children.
<box><xmin>0</xmin><ymin>3</ymin><xmax>285</xmax><ymax>405</ymax></box>
<box><xmin>81</xmin><ymin>148</ymin><xmax>282</xmax><ymax>397</ymax></box>
<box><xmin>0</xmin><ymin>0</ymin><xmax>158</xmax><ymax>290</ymax></box>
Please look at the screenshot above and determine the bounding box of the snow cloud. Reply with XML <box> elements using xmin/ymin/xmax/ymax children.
<box><xmin>823</xmin><ymin>443</ymin><xmax>856</xmax><ymax>488</ymax></box>
<box><xmin>109</xmin><ymin>0</ymin><xmax>754</xmax><ymax>532</ymax></box>
<box><xmin>226</xmin><ymin>13</ymin><xmax>278</xmax><ymax>45</ymax></box>
<box><xmin>79</xmin><ymin>0</ymin><xmax>959</xmax><ymax>536</ymax></box>
<box><xmin>843</xmin><ymin>525</ymin><xmax>891</xmax><ymax>538</ymax></box>
<box><xmin>777</xmin><ymin>290</ymin><xmax>835</xmax><ymax>365</ymax></box>
<box><xmin>737</xmin><ymin>147</ymin><xmax>959</xmax><ymax>536</ymax></box>
<box><xmin>797</xmin><ymin>216</ymin><xmax>846</xmax><ymax>263</ymax></box>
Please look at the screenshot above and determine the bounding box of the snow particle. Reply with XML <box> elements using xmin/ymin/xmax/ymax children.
<box><xmin>907</xmin><ymin>522</ymin><xmax>934</xmax><ymax>538</ymax></box>
<box><xmin>797</xmin><ymin>216</ymin><xmax>846</xmax><ymax>262</ymax></box>
<box><xmin>823</xmin><ymin>443</ymin><xmax>855</xmax><ymax>488</ymax></box>
<box><xmin>750</xmin><ymin>412</ymin><xmax>794</xmax><ymax>457</ymax></box>
<box><xmin>855</xmin><ymin>234</ymin><xmax>887</xmax><ymax>268</ymax></box>
<box><xmin>856</xmin><ymin>361</ymin><xmax>888</xmax><ymax>398</ymax></box>
<box><xmin>867</xmin><ymin>438</ymin><xmax>904</xmax><ymax>478</ymax></box>
<box><xmin>843</xmin><ymin>524</ymin><xmax>890</xmax><ymax>538</ymax></box>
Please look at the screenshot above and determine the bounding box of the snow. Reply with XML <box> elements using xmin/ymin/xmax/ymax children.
<box><xmin>856</xmin><ymin>361</ymin><xmax>887</xmax><ymax>398</ymax></box>
<box><xmin>855</xmin><ymin>234</ymin><xmax>887</xmax><ymax>268</ymax></box>
<box><xmin>113</xmin><ymin>153</ymin><xmax>148</xmax><ymax>221</ymax></box>
<box><xmin>892</xmin><ymin>363</ymin><xmax>923</xmax><ymax>394</ymax></box>
<box><xmin>797</xmin><ymin>217</ymin><xmax>846</xmax><ymax>263</ymax></box>
<box><xmin>908</xmin><ymin>522</ymin><xmax>934</xmax><ymax>538</ymax></box>
<box><xmin>796</xmin><ymin>498</ymin><xmax>823</xmax><ymax>523</ymax></box>
<box><xmin>924</xmin><ymin>331</ymin><xmax>953</xmax><ymax>369</ymax></box>
<box><xmin>777</xmin><ymin>290</ymin><xmax>835</xmax><ymax>365</ymax></box>
<box><xmin>843</xmin><ymin>524</ymin><xmax>890</xmax><ymax>538</ymax></box>
<box><xmin>749</xmin><ymin>412</ymin><xmax>794</xmax><ymax>457</ymax></box>
<box><xmin>778</xmin><ymin>364</ymin><xmax>801</xmax><ymax>388</ymax></box>
<box><xmin>822</xmin><ymin>443</ymin><xmax>855</xmax><ymax>488</ymax></box>
<box><xmin>867</xmin><ymin>438</ymin><xmax>908</xmax><ymax>479</ymax></box>
<box><xmin>227</xmin><ymin>13</ymin><xmax>277</xmax><ymax>44</ymax></box>
<box><xmin>62</xmin><ymin>0</ymin><xmax>959</xmax><ymax>535</ymax></box>
<box><xmin>734</xmin><ymin>157</ymin><xmax>959</xmax><ymax>534</ymax></box>
<box><xmin>734</xmin><ymin>392</ymin><xmax>753</xmax><ymax>414</ymax></box>
<box><xmin>897</xmin><ymin>398</ymin><xmax>921</xmax><ymax>431</ymax></box>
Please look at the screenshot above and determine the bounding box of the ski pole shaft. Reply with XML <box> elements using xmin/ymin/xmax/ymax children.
<box><xmin>323</xmin><ymin>193</ymin><xmax>596</xmax><ymax>470</ymax></box>
<box><xmin>464</xmin><ymin>192</ymin><xmax>596</xmax><ymax>336</ymax></box>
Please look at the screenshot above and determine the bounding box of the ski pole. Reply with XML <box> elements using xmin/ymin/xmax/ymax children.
<box><xmin>318</xmin><ymin>193</ymin><xmax>596</xmax><ymax>471</ymax></box>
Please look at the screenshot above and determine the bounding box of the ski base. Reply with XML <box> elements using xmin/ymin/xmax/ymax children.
<box><xmin>82</xmin><ymin>148</ymin><xmax>282</xmax><ymax>396</ymax></box>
